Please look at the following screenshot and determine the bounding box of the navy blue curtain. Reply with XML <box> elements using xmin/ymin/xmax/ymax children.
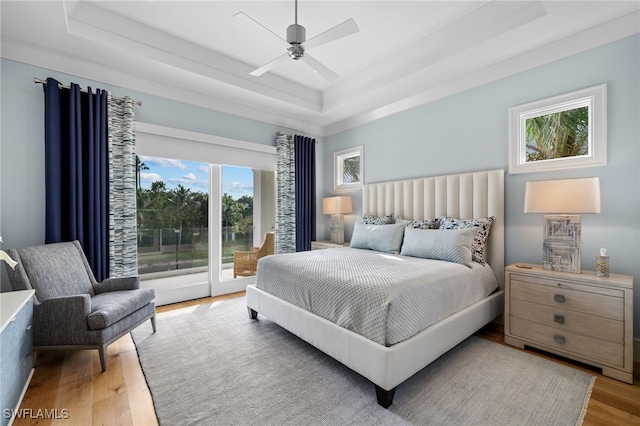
<box><xmin>44</xmin><ymin>78</ymin><xmax>109</xmax><ymax>281</ymax></box>
<box><xmin>294</xmin><ymin>135</ymin><xmax>316</xmax><ymax>251</ymax></box>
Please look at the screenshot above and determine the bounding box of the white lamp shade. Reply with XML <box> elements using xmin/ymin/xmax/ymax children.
<box><xmin>524</xmin><ymin>177</ymin><xmax>600</xmax><ymax>214</ymax></box>
<box><xmin>323</xmin><ymin>196</ymin><xmax>353</xmax><ymax>215</ymax></box>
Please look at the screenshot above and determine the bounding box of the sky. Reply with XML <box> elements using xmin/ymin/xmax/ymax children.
<box><xmin>139</xmin><ymin>155</ymin><xmax>254</xmax><ymax>199</ymax></box>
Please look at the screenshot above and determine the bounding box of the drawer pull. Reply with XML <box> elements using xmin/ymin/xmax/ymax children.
<box><xmin>554</xmin><ymin>335</ymin><xmax>565</xmax><ymax>344</ymax></box>
<box><xmin>554</xmin><ymin>315</ymin><xmax>565</xmax><ymax>324</ymax></box>
<box><xmin>554</xmin><ymin>294</ymin><xmax>565</xmax><ymax>303</ymax></box>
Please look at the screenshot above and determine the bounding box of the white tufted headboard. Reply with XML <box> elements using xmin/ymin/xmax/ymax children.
<box><xmin>362</xmin><ymin>169</ymin><xmax>505</xmax><ymax>290</ymax></box>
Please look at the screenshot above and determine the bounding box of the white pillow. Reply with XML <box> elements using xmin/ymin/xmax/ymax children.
<box><xmin>439</xmin><ymin>216</ymin><xmax>494</xmax><ymax>265</ymax></box>
<box><xmin>350</xmin><ymin>222</ymin><xmax>404</xmax><ymax>254</ymax></box>
<box><xmin>400</xmin><ymin>228</ymin><xmax>476</xmax><ymax>267</ymax></box>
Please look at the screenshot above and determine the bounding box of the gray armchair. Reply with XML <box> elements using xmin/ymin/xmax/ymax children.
<box><xmin>5</xmin><ymin>241</ymin><xmax>156</xmax><ymax>372</ymax></box>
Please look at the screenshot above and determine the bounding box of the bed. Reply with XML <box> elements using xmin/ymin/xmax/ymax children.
<box><xmin>246</xmin><ymin>169</ymin><xmax>505</xmax><ymax>407</ymax></box>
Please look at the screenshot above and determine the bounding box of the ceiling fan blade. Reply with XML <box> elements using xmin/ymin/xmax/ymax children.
<box><xmin>302</xmin><ymin>18</ymin><xmax>359</xmax><ymax>51</ymax></box>
<box><xmin>250</xmin><ymin>52</ymin><xmax>290</xmax><ymax>77</ymax></box>
<box><xmin>233</xmin><ymin>12</ymin><xmax>290</xmax><ymax>49</ymax></box>
<box><xmin>300</xmin><ymin>54</ymin><xmax>339</xmax><ymax>82</ymax></box>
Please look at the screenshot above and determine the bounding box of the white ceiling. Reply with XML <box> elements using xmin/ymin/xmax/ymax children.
<box><xmin>2</xmin><ymin>1</ymin><xmax>639</xmax><ymax>136</ymax></box>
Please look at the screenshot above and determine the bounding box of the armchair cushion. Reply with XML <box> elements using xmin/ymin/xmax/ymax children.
<box><xmin>88</xmin><ymin>288</ymin><xmax>155</xmax><ymax>330</ymax></box>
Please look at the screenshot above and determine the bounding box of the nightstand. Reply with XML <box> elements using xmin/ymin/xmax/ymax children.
<box><xmin>311</xmin><ymin>240</ymin><xmax>349</xmax><ymax>250</ymax></box>
<box><xmin>505</xmin><ymin>263</ymin><xmax>633</xmax><ymax>384</ymax></box>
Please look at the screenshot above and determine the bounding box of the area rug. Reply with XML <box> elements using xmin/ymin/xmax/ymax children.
<box><xmin>131</xmin><ymin>296</ymin><xmax>595</xmax><ymax>426</ymax></box>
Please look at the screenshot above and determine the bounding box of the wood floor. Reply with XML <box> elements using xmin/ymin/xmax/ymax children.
<box><xmin>13</xmin><ymin>291</ymin><xmax>640</xmax><ymax>425</ymax></box>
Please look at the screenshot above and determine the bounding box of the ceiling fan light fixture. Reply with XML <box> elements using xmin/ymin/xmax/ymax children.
<box><xmin>287</xmin><ymin>45</ymin><xmax>305</xmax><ymax>60</ymax></box>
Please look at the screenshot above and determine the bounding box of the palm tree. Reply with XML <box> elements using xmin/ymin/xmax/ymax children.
<box><xmin>167</xmin><ymin>185</ymin><xmax>200</xmax><ymax>246</ymax></box>
<box><xmin>221</xmin><ymin>193</ymin><xmax>243</xmax><ymax>241</ymax></box>
<box><xmin>342</xmin><ymin>157</ymin><xmax>360</xmax><ymax>184</ymax></box>
<box><xmin>135</xmin><ymin>155</ymin><xmax>149</xmax><ymax>190</ymax></box>
<box><xmin>526</xmin><ymin>107</ymin><xmax>589</xmax><ymax>162</ymax></box>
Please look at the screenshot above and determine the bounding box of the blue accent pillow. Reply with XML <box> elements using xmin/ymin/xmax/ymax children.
<box><xmin>350</xmin><ymin>222</ymin><xmax>405</xmax><ymax>254</ymax></box>
<box><xmin>400</xmin><ymin>228</ymin><xmax>476</xmax><ymax>267</ymax></box>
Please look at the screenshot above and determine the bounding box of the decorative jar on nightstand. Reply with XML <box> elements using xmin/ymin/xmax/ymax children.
<box><xmin>504</xmin><ymin>263</ymin><xmax>633</xmax><ymax>384</ymax></box>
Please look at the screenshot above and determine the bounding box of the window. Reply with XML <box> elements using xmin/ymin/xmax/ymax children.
<box><xmin>136</xmin><ymin>155</ymin><xmax>209</xmax><ymax>276</ymax></box>
<box><xmin>334</xmin><ymin>145</ymin><xmax>364</xmax><ymax>191</ymax></box>
<box><xmin>509</xmin><ymin>84</ymin><xmax>606</xmax><ymax>174</ymax></box>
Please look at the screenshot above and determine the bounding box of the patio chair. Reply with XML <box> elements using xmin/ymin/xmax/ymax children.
<box><xmin>233</xmin><ymin>232</ymin><xmax>275</xmax><ymax>278</ymax></box>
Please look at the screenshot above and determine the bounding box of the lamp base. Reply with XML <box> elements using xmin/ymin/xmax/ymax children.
<box><xmin>330</xmin><ymin>214</ymin><xmax>345</xmax><ymax>245</ymax></box>
<box><xmin>542</xmin><ymin>215</ymin><xmax>582</xmax><ymax>273</ymax></box>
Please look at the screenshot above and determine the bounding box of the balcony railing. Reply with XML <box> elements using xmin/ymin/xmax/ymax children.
<box><xmin>137</xmin><ymin>227</ymin><xmax>253</xmax><ymax>275</ymax></box>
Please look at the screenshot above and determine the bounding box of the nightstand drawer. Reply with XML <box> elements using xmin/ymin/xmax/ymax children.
<box><xmin>510</xmin><ymin>299</ymin><xmax>623</xmax><ymax>343</ymax></box>
<box><xmin>510</xmin><ymin>275</ymin><xmax>623</xmax><ymax>320</ymax></box>
<box><xmin>510</xmin><ymin>317</ymin><xmax>624</xmax><ymax>367</ymax></box>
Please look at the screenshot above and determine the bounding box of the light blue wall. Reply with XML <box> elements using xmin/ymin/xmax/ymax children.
<box><xmin>0</xmin><ymin>59</ymin><xmax>313</xmax><ymax>290</ymax></box>
<box><xmin>2</xmin><ymin>36</ymin><xmax>639</xmax><ymax>336</ymax></box>
<box><xmin>324</xmin><ymin>35</ymin><xmax>640</xmax><ymax>338</ymax></box>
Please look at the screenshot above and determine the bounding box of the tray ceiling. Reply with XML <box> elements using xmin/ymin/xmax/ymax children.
<box><xmin>2</xmin><ymin>1</ymin><xmax>639</xmax><ymax>136</ymax></box>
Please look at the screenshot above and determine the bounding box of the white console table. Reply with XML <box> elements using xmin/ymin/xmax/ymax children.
<box><xmin>1</xmin><ymin>290</ymin><xmax>35</xmax><ymax>426</ymax></box>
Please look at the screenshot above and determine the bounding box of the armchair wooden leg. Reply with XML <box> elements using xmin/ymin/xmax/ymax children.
<box><xmin>150</xmin><ymin>315</ymin><xmax>157</xmax><ymax>333</ymax></box>
<box><xmin>99</xmin><ymin>345</ymin><xmax>108</xmax><ymax>372</ymax></box>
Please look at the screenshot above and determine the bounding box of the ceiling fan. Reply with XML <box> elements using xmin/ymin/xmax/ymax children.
<box><xmin>233</xmin><ymin>0</ymin><xmax>359</xmax><ymax>82</ymax></box>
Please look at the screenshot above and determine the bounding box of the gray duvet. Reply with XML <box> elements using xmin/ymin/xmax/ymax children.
<box><xmin>256</xmin><ymin>247</ymin><xmax>498</xmax><ymax>346</ymax></box>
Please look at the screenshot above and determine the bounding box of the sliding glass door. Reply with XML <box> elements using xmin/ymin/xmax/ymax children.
<box><xmin>135</xmin><ymin>155</ymin><xmax>275</xmax><ymax>303</ymax></box>
<box><xmin>220</xmin><ymin>166</ymin><xmax>254</xmax><ymax>280</ymax></box>
<box><xmin>136</xmin><ymin>155</ymin><xmax>209</xmax><ymax>276</ymax></box>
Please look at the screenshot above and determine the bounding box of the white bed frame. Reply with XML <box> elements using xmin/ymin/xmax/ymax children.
<box><xmin>246</xmin><ymin>169</ymin><xmax>505</xmax><ymax>407</ymax></box>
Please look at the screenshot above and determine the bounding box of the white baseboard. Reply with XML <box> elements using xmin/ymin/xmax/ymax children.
<box><xmin>635</xmin><ymin>338</ymin><xmax>640</xmax><ymax>363</ymax></box>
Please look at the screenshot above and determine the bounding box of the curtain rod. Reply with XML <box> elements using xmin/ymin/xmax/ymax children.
<box><xmin>276</xmin><ymin>132</ymin><xmax>318</xmax><ymax>143</ymax></box>
<box><xmin>34</xmin><ymin>78</ymin><xmax>142</xmax><ymax>107</ymax></box>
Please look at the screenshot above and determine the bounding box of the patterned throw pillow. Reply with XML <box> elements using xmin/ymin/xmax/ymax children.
<box><xmin>362</xmin><ymin>213</ymin><xmax>393</xmax><ymax>225</ymax></box>
<box><xmin>439</xmin><ymin>216</ymin><xmax>494</xmax><ymax>265</ymax></box>
<box><xmin>350</xmin><ymin>222</ymin><xmax>404</xmax><ymax>254</ymax></box>
<box><xmin>400</xmin><ymin>228</ymin><xmax>475</xmax><ymax>267</ymax></box>
<box><xmin>396</xmin><ymin>216</ymin><xmax>437</xmax><ymax>229</ymax></box>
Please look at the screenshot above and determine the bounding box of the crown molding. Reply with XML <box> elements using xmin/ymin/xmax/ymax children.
<box><xmin>3</xmin><ymin>9</ymin><xmax>638</xmax><ymax>139</ymax></box>
<box><xmin>324</xmin><ymin>10</ymin><xmax>640</xmax><ymax>136</ymax></box>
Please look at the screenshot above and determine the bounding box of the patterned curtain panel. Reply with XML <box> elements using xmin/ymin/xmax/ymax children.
<box><xmin>276</xmin><ymin>133</ymin><xmax>296</xmax><ymax>253</ymax></box>
<box><xmin>108</xmin><ymin>95</ymin><xmax>138</xmax><ymax>277</ymax></box>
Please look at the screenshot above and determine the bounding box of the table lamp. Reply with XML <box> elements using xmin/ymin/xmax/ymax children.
<box><xmin>323</xmin><ymin>196</ymin><xmax>353</xmax><ymax>245</ymax></box>
<box><xmin>524</xmin><ymin>177</ymin><xmax>600</xmax><ymax>273</ymax></box>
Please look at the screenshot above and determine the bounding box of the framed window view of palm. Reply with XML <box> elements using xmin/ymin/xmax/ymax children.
<box><xmin>334</xmin><ymin>145</ymin><xmax>363</xmax><ymax>191</ymax></box>
<box><xmin>508</xmin><ymin>84</ymin><xmax>607</xmax><ymax>174</ymax></box>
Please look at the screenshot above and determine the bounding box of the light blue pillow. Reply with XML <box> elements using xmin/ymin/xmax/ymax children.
<box><xmin>350</xmin><ymin>222</ymin><xmax>405</xmax><ymax>254</ymax></box>
<box><xmin>400</xmin><ymin>228</ymin><xmax>476</xmax><ymax>267</ymax></box>
<box><xmin>439</xmin><ymin>216</ymin><xmax>494</xmax><ymax>265</ymax></box>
